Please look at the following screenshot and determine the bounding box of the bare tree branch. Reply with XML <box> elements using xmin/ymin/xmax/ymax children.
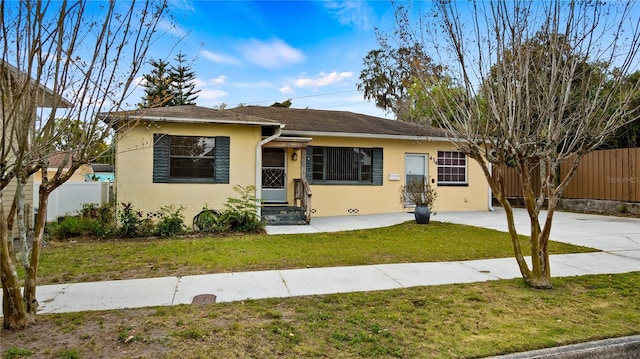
<box><xmin>1</xmin><ymin>0</ymin><xmax>171</xmax><ymax>329</ymax></box>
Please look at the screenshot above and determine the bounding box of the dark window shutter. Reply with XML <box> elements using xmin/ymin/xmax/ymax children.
<box><xmin>153</xmin><ymin>134</ymin><xmax>170</xmax><ymax>183</ymax></box>
<box><xmin>372</xmin><ymin>148</ymin><xmax>383</xmax><ymax>185</ymax></box>
<box><xmin>214</xmin><ymin>136</ymin><xmax>230</xmax><ymax>183</ymax></box>
<box><xmin>305</xmin><ymin>146</ymin><xmax>313</xmax><ymax>183</ymax></box>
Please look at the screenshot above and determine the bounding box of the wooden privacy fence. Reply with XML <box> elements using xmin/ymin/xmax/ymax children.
<box><xmin>493</xmin><ymin>148</ymin><xmax>640</xmax><ymax>202</ymax></box>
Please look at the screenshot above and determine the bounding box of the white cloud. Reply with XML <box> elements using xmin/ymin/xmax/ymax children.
<box><xmin>237</xmin><ymin>39</ymin><xmax>305</xmax><ymax>69</ymax></box>
<box><xmin>201</xmin><ymin>50</ymin><xmax>241</xmax><ymax>66</ymax></box>
<box><xmin>168</xmin><ymin>0</ymin><xmax>195</xmax><ymax>13</ymax></box>
<box><xmin>323</xmin><ymin>1</ymin><xmax>372</xmax><ymax>29</ymax></box>
<box><xmin>280</xmin><ymin>85</ymin><xmax>294</xmax><ymax>94</ymax></box>
<box><xmin>193</xmin><ymin>78</ymin><xmax>208</xmax><ymax>87</ymax></box>
<box><xmin>156</xmin><ymin>18</ymin><xmax>188</xmax><ymax>38</ymax></box>
<box><xmin>133</xmin><ymin>76</ymin><xmax>145</xmax><ymax>86</ymax></box>
<box><xmin>196</xmin><ymin>88</ymin><xmax>228</xmax><ymax>101</ymax></box>
<box><xmin>293</xmin><ymin>71</ymin><xmax>353</xmax><ymax>89</ymax></box>
<box><xmin>231</xmin><ymin>81</ymin><xmax>274</xmax><ymax>89</ymax></box>
<box><xmin>209</xmin><ymin>75</ymin><xmax>227</xmax><ymax>85</ymax></box>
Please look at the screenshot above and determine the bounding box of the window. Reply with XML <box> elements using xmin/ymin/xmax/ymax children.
<box><xmin>307</xmin><ymin>146</ymin><xmax>383</xmax><ymax>185</ymax></box>
<box><xmin>170</xmin><ymin>136</ymin><xmax>216</xmax><ymax>179</ymax></box>
<box><xmin>437</xmin><ymin>151</ymin><xmax>467</xmax><ymax>185</ymax></box>
<box><xmin>153</xmin><ymin>134</ymin><xmax>230</xmax><ymax>183</ymax></box>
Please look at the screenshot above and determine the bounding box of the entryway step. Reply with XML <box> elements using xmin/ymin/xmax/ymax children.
<box><xmin>262</xmin><ymin>206</ymin><xmax>307</xmax><ymax>225</ymax></box>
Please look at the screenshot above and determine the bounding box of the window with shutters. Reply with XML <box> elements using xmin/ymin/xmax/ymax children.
<box><xmin>170</xmin><ymin>136</ymin><xmax>216</xmax><ymax>180</ymax></box>
<box><xmin>309</xmin><ymin>146</ymin><xmax>381</xmax><ymax>184</ymax></box>
<box><xmin>153</xmin><ymin>134</ymin><xmax>229</xmax><ymax>184</ymax></box>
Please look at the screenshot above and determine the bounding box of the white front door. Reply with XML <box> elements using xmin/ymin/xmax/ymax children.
<box><xmin>404</xmin><ymin>154</ymin><xmax>428</xmax><ymax>206</ymax></box>
<box><xmin>262</xmin><ymin>148</ymin><xmax>287</xmax><ymax>203</ymax></box>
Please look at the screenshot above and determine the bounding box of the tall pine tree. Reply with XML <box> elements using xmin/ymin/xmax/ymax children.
<box><xmin>138</xmin><ymin>52</ymin><xmax>200</xmax><ymax>108</ymax></box>
<box><xmin>169</xmin><ymin>52</ymin><xmax>200</xmax><ymax>106</ymax></box>
<box><xmin>138</xmin><ymin>58</ymin><xmax>172</xmax><ymax>108</ymax></box>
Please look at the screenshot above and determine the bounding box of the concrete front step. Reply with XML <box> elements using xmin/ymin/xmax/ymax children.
<box><xmin>262</xmin><ymin>206</ymin><xmax>307</xmax><ymax>225</ymax></box>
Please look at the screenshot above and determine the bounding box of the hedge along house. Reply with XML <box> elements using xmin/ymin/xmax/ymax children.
<box><xmin>106</xmin><ymin>105</ymin><xmax>490</xmax><ymax>226</ymax></box>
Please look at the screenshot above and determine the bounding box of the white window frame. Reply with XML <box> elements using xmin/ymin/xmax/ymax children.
<box><xmin>437</xmin><ymin>150</ymin><xmax>468</xmax><ymax>185</ymax></box>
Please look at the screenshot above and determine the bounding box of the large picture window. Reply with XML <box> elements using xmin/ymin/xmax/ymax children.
<box><xmin>170</xmin><ymin>136</ymin><xmax>216</xmax><ymax>179</ymax></box>
<box><xmin>308</xmin><ymin>146</ymin><xmax>383</xmax><ymax>185</ymax></box>
<box><xmin>153</xmin><ymin>134</ymin><xmax>230</xmax><ymax>184</ymax></box>
<box><xmin>437</xmin><ymin>150</ymin><xmax>467</xmax><ymax>185</ymax></box>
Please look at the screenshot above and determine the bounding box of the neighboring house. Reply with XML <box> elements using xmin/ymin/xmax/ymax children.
<box><xmin>107</xmin><ymin>105</ymin><xmax>490</xmax><ymax>225</ymax></box>
<box><xmin>33</xmin><ymin>151</ymin><xmax>93</xmax><ymax>183</ymax></box>
<box><xmin>86</xmin><ymin>163</ymin><xmax>114</xmax><ymax>182</ymax></box>
<box><xmin>1</xmin><ymin>60</ymin><xmax>71</xmax><ymax>236</ymax></box>
<box><xmin>33</xmin><ymin>155</ymin><xmax>112</xmax><ymax>222</ymax></box>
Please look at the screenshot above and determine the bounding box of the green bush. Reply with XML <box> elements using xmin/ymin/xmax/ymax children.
<box><xmin>79</xmin><ymin>202</ymin><xmax>116</xmax><ymax>237</ymax></box>
<box><xmin>79</xmin><ymin>202</ymin><xmax>114</xmax><ymax>223</ymax></box>
<box><xmin>220</xmin><ymin>185</ymin><xmax>264</xmax><ymax>233</ymax></box>
<box><xmin>155</xmin><ymin>205</ymin><xmax>186</xmax><ymax>237</ymax></box>
<box><xmin>47</xmin><ymin>216</ymin><xmax>96</xmax><ymax>241</ymax></box>
<box><xmin>46</xmin><ymin>202</ymin><xmax>117</xmax><ymax>240</ymax></box>
<box><xmin>117</xmin><ymin>202</ymin><xmax>144</xmax><ymax>238</ymax></box>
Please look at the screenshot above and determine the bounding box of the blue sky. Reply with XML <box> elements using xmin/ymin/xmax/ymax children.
<box><xmin>130</xmin><ymin>0</ymin><xmax>401</xmax><ymax>118</ymax></box>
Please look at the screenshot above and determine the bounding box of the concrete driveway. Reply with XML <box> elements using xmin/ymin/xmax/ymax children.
<box><xmin>436</xmin><ymin>208</ymin><xmax>639</xmax><ymax>252</ymax></box>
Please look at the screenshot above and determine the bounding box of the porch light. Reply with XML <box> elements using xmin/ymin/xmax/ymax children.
<box><xmin>291</xmin><ymin>149</ymin><xmax>298</xmax><ymax>161</ymax></box>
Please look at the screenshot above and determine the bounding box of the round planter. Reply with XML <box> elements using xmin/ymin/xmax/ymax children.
<box><xmin>414</xmin><ymin>206</ymin><xmax>431</xmax><ymax>224</ymax></box>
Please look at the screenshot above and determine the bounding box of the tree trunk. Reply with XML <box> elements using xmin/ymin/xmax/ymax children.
<box><xmin>476</xmin><ymin>159</ymin><xmax>537</xmax><ymax>284</ymax></box>
<box><xmin>1</xmin><ymin>190</ymin><xmax>33</xmax><ymax>329</ymax></box>
<box><xmin>496</xmin><ymin>189</ymin><xmax>533</xmax><ymax>280</ymax></box>
<box><xmin>23</xmin><ymin>183</ymin><xmax>50</xmax><ymax>316</ymax></box>
<box><xmin>521</xmin><ymin>161</ymin><xmax>553</xmax><ymax>289</ymax></box>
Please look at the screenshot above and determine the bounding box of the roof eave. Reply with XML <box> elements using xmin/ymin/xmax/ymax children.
<box><xmin>281</xmin><ymin>129</ymin><xmax>450</xmax><ymax>142</ymax></box>
<box><xmin>103</xmin><ymin>115</ymin><xmax>281</xmax><ymax>127</ymax></box>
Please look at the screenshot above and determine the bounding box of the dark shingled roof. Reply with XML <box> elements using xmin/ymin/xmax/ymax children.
<box><xmin>90</xmin><ymin>164</ymin><xmax>114</xmax><ymax>173</ymax></box>
<box><xmin>228</xmin><ymin>106</ymin><xmax>448</xmax><ymax>138</ymax></box>
<box><xmin>101</xmin><ymin>105</ymin><xmax>280</xmax><ymax>126</ymax></box>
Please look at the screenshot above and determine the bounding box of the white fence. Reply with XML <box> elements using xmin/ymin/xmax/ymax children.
<box><xmin>35</xmin><ymin>181</ymin><xmax>110</xmax><ymax>222</ymax></box>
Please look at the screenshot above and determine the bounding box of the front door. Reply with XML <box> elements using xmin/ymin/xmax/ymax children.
<box><xmin>262</xmin><ymin>148</ymin><xmax>287</xmax><ymax>203</ymax></box>
<box><xmin>404</xmin><ymin>154</ymin><xmax>428</xmax><ymax>206</ymax></box>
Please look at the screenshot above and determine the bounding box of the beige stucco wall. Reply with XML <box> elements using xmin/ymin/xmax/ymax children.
<box><xmin>115</xmin><ymin>122</ymin><xmax>262</xmax><ymax>223</ymax></box>
<box><xmin>291</xmin><ymin>136</ymin><xmax>490</xmax><ymax>217</ymax></box>
<box><xmin>116</xmin><ymin>122</ymin><xmax>490</xmax><ymax>223</ymax></box>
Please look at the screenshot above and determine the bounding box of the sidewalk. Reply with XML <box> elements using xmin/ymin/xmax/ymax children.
<box><xmin>31</xmin><ymin>208</ymin><xmax>639</xmax><ymax>314</ymax></box>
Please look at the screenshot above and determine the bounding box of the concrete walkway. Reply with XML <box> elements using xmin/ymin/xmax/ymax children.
<box><xmin>26</xmin><ymin>208</ymin><xmax>639</xmax><ymax>314</ymax></box>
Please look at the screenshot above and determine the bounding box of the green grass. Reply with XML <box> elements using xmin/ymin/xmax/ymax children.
<box><xmin>4</xmin><ymin>221</ymin><xmax>635</xmax><ymax>358</ymax></box>
<box><xmin>4</xmin><ymin>273</ymin><xmax>638</xmax><ymax>358</ymax></box>
<box><xmin>35</xmin><ymin>221</ymin><xmax>595</xmax><ymax>284</ymax></box>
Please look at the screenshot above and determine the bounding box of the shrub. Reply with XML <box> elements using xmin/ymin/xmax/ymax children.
<box><xmin>117</xmin><ymin>202</ymin><xmax>144</xmax><ymax>238</ymax></box>
<box><xmin>79</xmin><ymin>202</ymin><xmax>116</xmax><ymax>237</ymax></box>
<box><xmin>79</xmin><ymin>202</ymin><xmax>115</xmax><ymax>223</ymax></box>
<box><xmin>155</xmin><ymin>205</ymin><xmax>186</xmax><ymax>237</ymax></box>
<box><xmin>46</xmin><ymin>202</ymin><xmax>116</xmax><ymax>240</ymax></box>
<box><xmin>220</xmin><ymin>185</ymin><xmax>264</xmax><ymax>233</ymax></box>
<box><xmin>47</xmin><ymin>216</ymin><xmax>96</xmax><ymax>241</ymax></box>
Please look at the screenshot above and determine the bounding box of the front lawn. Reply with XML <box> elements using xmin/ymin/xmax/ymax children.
<box><xmin>34</xmin><ymin>221</ymin><xmax>595</xmax><ymax>284</ymax></box>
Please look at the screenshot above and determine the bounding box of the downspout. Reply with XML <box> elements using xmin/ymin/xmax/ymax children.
<box><xmin>488</xmin><ymin>161</ymin><xmax>494</xmax><ymax>211</ymax></box>
<box><xmin>255</xmin><ymin>124</ymin><xmax>284</xmax><ymax>218</ymax></box>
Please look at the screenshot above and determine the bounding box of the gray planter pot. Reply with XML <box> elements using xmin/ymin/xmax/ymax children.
<box><xmin>414</xmin><ymin>205</ymin><xmax>431</xmax><ymax>224</ymax></box>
